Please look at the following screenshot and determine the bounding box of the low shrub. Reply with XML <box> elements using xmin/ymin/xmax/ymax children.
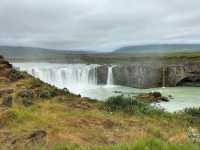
<box><xmin>184</xmin><ymin>107</ymin><xmax>200</xmax><ymax>124</ymax></box>
<box><xmin>184</xmin><ymin>107</ymin><xmax>200</xmax><ymax>117</ymax></box>
<box><xmin>29</xmin><ymin>78</ymin><xmax>44</xmax><ymax>88</ymax></box>
<box><xmin>104</xmin><ymin>96</ymin><xmax>164</xmax><ymax>115</ymax></box>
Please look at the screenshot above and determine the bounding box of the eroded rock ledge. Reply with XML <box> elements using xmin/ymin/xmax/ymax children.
<box><xmin>96</xmin><ymin>63</ymin><xmax>200</xmax><ymax>88</ymax></box>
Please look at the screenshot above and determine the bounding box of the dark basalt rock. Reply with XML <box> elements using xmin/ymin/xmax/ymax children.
<box><xmin>0</xmin><ymin>58</ymin><xmax>12</xmax><ymax>68</ymax></box>
<box><xmin>38</xmin><ymin>90</ymin><xmax>51</xmax><ymax>99</ymax></box>
<box><xmin>8</xmin><ymin>69</ymin><xmax>23</xmax><ymax>82</ymax></box>
<box><xmin>0</xmin><ymin>55</ymin><xmax>4</xmax><ymax>59</ymax></box>
<box><xmin>135</xmin><ymin>92</ymin><xmax>169</xmax><ymax>103</ymax></box>
<box><xmin>96</xmin><ymin>65</ymin><xmax>108</xmax><ymax>84</ymax></box>
<box><xmin>27</xmin><ymin>130</ymin><xmax>47</xmax><ymax>142</ymax></box>
<box><xmin>161</xmin><ymin>96</ymin><xmax>170</xmax><ymax>102</ymax></box>
<box><xmin>100</xmin><ymin>63</ymin><xmax>200</xmax><ymax>88</ymax></box>
<box><xmin>17</xmin><ymin>89</ymin><xmax>34</xmax><ymax>106</ymax></box>
<box><xmin>18</xmin><ymin>89</ymin><xmax>34</xmax><ymax>98</ymax></box>
<box><xmin>112</xmin><ymin>65</ymin><xmax>162</xmax><ymax>88</ymax></box>
<box><xmin>151</xmin><ymin>92</ymin><xmax>162</xmax><ymax>98</ymax></box>
<box><xmin>10</xmin><ymin>130</ymin><xmax>47</xmax><ymax>146</ymax></box>
<box><xmin>2</xmin><ymin>95</ymin><xmax>12</xmax><ymax>107</ymax></box>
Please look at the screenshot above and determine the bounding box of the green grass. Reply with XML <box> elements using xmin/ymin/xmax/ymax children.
<box><xmin>182</xmin><ymin>107</ymin><xmax>200</xmax><ymax>125</ymax></box>
<box><xmin>28</xmin><ymin>138</ymin><xmax>200</xmax><ymax>150</ymax></box>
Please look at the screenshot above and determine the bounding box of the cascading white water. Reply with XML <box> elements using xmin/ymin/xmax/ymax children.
<box><xmin>107</xmin><ymin>66</ymin><xmax>114</xmax><ymax>85</ymax></box>
<box><xmin>13</xmin><ymin>63</ymin><xmax>99</xmax><ymax>93</ymax></box>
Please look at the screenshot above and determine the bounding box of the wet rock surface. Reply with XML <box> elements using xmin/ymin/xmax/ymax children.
<box><xmin>96</xmin><ymin>65</ymin><xmax>108</xmax><ymax>84</ymax></box>
<box><xmin>135</xmin><ymin>92</ymin><xmax>169</xmax><ymax>103</ymax></box>
<box><xmin>112</xmin><ymin>65</ymin><xmax>162</xmax><ymax>88</ymax></box>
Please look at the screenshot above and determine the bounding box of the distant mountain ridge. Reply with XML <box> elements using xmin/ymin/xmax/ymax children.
<box><xmin>0</xmin><ymin>46</ymin><xmax>90</xmax><ymax>61</ymax></box>
<box><xmin>0</xmin><ymin>46</ymin><xmax>89</xmax><ymax>55</ymax></box>
<box><xmin>114</xmin><ymin>44</ymin><xmax>200</xmax><ymax>53</ymax></box>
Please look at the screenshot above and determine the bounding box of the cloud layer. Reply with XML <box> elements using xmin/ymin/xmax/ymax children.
<box><xmin>0</xmin><ymin>0</ymin><xmax>200</xmax><ymax>51</ymax></box>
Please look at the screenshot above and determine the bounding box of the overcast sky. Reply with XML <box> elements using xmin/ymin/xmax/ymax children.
<box><xmin>0</xmin><ymin>0</ymin><xmax>200</xmax><ymax>51</ymax></box>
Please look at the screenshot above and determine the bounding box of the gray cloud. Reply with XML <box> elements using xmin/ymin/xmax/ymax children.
<box><xmin>0</xmin><ymin>0</ymin><xmax>200</xmax><ymax>51</ymax></box>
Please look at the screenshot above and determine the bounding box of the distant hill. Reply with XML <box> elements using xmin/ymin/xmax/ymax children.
<box><xmin>114</xmin><ymin>44</ymin><xmax>200</xmax><ymax>53</ymax></box>
<box><xmin>0</xmin><ymin>46</ymin><xmax>90</xmax><ymax>62</ymax></box>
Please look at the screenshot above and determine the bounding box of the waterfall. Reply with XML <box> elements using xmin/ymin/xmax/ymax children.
<box><xmin>13</xmin><ymin>63</ymin><xmax>99</xmax><ymax>93</ymax></box>
<box><xmin>107</xmin><ymin>66</ymin><xmax>114</xmax><ymax>85</ymax></box>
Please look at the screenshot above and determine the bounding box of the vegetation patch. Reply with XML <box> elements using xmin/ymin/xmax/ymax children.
<box><xmin>31</xmin><ymin>138</ymin><xmax>200</xmax><ymax>150</ymax></box>
<box><xmin>183</xmin><ymin>107</ymin><xmax>200</xmax><ymax>124</ymax></box>
<box><xmin>104</xmin><ymin>96</ymin><xmax>165</xmax><ymax>116</ymax></box>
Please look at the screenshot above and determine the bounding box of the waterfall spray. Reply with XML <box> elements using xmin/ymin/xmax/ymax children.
<box><xmin>107</xmin><ymin>66</ymin><xmax>114</xmax><ymax>85</ymax></box>
<box><xmin>14</xmin><ymin>63</ymin><xmax>99</xmax><ymax>92</ymax></box>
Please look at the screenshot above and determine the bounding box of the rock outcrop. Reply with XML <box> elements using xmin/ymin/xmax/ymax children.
<box><xmin>167</xmin><ymin>64</ymin><xmax>200</xmax><ymax>86</ymax></box>
<box><xmin>112</xmin><ymin>65</ymin><xmax>162</xmax><ymax>88</ymax></box>
<box><xmin>135</xmin><ymin>92</ymin><xmax>169</xmax><ymax>103</ymax></box>
<box><xmin>96</xmin><ymin>65</ymin><xmax>108</xmax><ymax>84</ymax></box>
<box><xmin>2</xmin><ymin>95</ymin><xmax>13</xmax><ymax>107</ymax></box>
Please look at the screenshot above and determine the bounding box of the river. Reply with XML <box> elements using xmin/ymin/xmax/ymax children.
<box><xmin>13</xmin><ymin>62</ymin><xmax>200</xmax><ymax>112</ymax></box>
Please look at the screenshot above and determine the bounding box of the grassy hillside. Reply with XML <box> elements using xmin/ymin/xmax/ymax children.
<box><xmin>0</xmin><ymin>55</ymin><xmax>199</xmax><ymax>149</ymax></box>
<box><xmin>1</xmin><ymin>45</ymin><xmax>200</xmax><ymax>64</ymax></box>
<box><xmin>0</xmin><ymin>46</ymin><xmax>90</xmax><ymax>63</ymax></box>
<box><xmin>115</xmin><ymin>44</ymin><xmax>200</xmax><ymax>53</ymax></box>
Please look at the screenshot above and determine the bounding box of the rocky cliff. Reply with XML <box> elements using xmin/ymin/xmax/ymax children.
<box><xmin>96</xmin><ymin>63</ymin><xmax>200</xmax><ymax>88</ymax></box>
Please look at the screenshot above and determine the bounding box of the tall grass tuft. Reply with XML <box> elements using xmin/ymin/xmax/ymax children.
<box><xmin>184</xmin><ymin>107</ymin><xmax>200</xmax><ymax>124</ymax></box>
<box><xmin>104</xmin><ymin>96</ymin><xmax>164</xmax><ymax>116</ymax></box>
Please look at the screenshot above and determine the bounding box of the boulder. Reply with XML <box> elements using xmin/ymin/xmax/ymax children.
<box><xmin>161</xmin><ymin>96</ymin><xmax>170</xmax><ymax>102</ymax></box>
<box><xmin>17</xmin><ymin>89</ymin><xmax>34</xmax><ymax>98</ymax></box>
<box><xmin>38</xmin><ymin>90</ymin><xmax>51</xmax><ymax>99</ymax></box>
<box><xmin>151</xmin><ymin>92</ymin><xmax>162</xmax><ymax>98</ymax></box>
<box><xmin>8</xmin><ymin>69</ymin><xmax>23</xmax><ymax>81</ymax></box>
<box><xmin>0</xmin><ymin>59</ymin><xmax>12</xmax><ymax>68</ymax></box>
<box><xmin>27</xmin><ymin>130</ymin><xmax>47</xmax><ymax>142</ymax></box>
<box><xmin>10</xmin><ymin>130</ymin><xmax>47</xmax><ymax>146</ymax></box>
<box><xmin>0</xmin><ymin>88</ymin><xmax>14</xmax><ymax>95</ymax></box>
<box><xmin>17</xmin><ymin>89</ymin><xmax>34</xmax><ymax>106</ymax></box>
<box><xmin>2</xmin><ymin>95</ymin><xmax>12</xmax><ymax>107</ymax></box>
<box><xmin>136</xmin><ymin>92</ymin><xmax>169</xmax><ymax>103</ymax></box>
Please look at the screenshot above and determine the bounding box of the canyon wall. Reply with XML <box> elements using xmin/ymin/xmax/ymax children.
<box><xmin>96</xmin><ymin>63</ymin><xmax>200</xmax><ymax>88</ymax></box>
<box><xmin>13</xmin><ymin>60</ymin><xmax>200</xmax><ymax>89</ymax></box>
